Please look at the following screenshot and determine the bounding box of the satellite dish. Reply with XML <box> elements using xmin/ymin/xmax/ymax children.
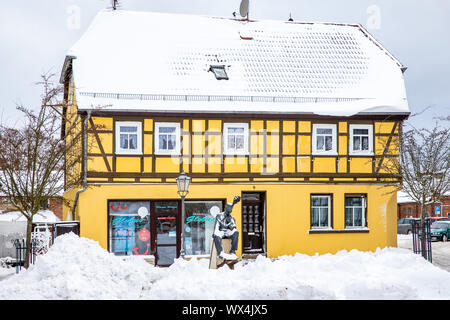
<box><xmin>239</xmin><ymin>0</ymin><xmax>249</xmax><ymax>18</ymax></box>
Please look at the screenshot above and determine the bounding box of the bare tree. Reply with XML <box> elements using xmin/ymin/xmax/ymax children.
<box><xmin>382</xmin><ymin>114</ymin><xmax>450</xmax><ymax>260</ymax></box>
<box><xmin>0</xmin><ymin>73</ymin><xmax>85</xmax><ymax>268</ymax></box>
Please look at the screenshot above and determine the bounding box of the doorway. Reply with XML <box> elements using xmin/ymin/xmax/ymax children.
<box><xmin>151</xmin><ymin>201</ymin><xmax>180</xmax><ymax>266</ymax></box>
<box><xmin>241</xmin><ymin>192</ymin><xmax>266</xmax><ymax>254</ymax></box>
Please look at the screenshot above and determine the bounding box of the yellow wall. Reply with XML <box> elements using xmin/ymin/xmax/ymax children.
<box><xmin>81</xmin><ymin>117</ymin><xmax>400</xmax><ymax>182</ymax></box>
<box><xmin>66</xmin><ymin>183</ymin><xmax>398</xmax><ymax>257</ymax></box>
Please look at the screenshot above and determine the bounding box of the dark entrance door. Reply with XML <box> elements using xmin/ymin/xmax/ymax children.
<box><xmin>151</xmin><ymin>201</ymin><xmax>180</xmax><ymax>266</ymax></box>
<box><xmin>241</xmin><ymin>192</ymin><xmax>265</xmax><ymax>254</ymax></box>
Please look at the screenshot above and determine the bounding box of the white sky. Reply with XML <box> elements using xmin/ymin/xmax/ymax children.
<box><xmin>0</xmin><ymin>0</ymin><xmax>449</xmax><ymax>128</ymax></box>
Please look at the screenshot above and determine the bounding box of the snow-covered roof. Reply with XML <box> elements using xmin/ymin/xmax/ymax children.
<box><xmin>62</xmin><ymin>10</ymin><xmax>409</xmax><ymax>117</ymax></box>
<box><xmin>397</xmin><ymin>190</ymin><xmax>450</xmax><ymax>204</ymax></box>
<box><xmin>0</xmin><ymin>210</ymin><xmax>60</xmax><ymax>223</ymax></box>
<box><xmin>397</xmin><ymin>191</ymin><xmax>415</xmax><ymax>204</ymax></box>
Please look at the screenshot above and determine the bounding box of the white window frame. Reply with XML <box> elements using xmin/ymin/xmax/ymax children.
<box><xmin>154</xmin><ymin>122</ymin><xmax>181</xmax><ymax>155</ymax></box>
<box><xmin>349</xmin><ymin>124</ymin><xmax>374</xmax><ymax>156</ymax></box>
<box><xmin>312</xmin><ymin>124</ymin><xmax>337</xmax><ymax>155</ymax></box>
<box><xmin>115</xmin><ymin>121</ymin><xmax>142</xmax><ymax>155</ymax></box>
<box><xmin>310</xmin><ymin>195</ymin><xmax>332</xmax><ymax>229</ymax></box>
<box><xmin>223</xmin><ymin>123</ymin><xmax>249</xmax><ymax>155</ymax></box>
<box><xmin>344</xmin><ymin>195</ymin><xmax>367</xmax><ymax>229</ymax></box>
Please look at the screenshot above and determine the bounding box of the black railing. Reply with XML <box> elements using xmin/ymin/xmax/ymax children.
<box><xmin>13</xmin><ymin>238</ymin><xmax>38</xmax><ymax>274</ymax></box>
<box><xmin>412</xmin><ymin>219</ymin><xmax>432</xmax><ymax>262</ymax></box>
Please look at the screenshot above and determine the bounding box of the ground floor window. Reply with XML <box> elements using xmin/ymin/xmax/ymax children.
<box><xmin>109</xmin><ymin>201</ymin><xmax>151</xmax><ymax>256</ymax></box>
<box><xmin>345</xmin><ymin>195</ymin><xmax>367</xmax><ymax>228</ymax></box>
<box><xmin>310</xmin><ymin>195</ymin><xmax>331</xmax><ymax>229</ymax></box>
<box><xmin>184</xmin><ymin>201</ymin><xmax>223</xmax><ymax>256</ymax></box>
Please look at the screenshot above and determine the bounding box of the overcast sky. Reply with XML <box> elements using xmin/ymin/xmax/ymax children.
<box><xmin>0</xmin><ymin>0</ymin><xmax>449</xmax><ymax>128</ymax></box>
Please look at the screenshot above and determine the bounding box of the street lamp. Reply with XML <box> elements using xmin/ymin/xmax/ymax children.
<box><xmin>176</xmin><ymin>169</ymin><xmax>190</xmax><ymax>258</ymax></box>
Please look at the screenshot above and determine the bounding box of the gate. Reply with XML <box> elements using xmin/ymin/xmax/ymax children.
<box><xmin>13</xmin><ymin>238</ymin><xmax>38</xmax><ymax>273</ymax></box>
<box><xmin>412</xmin><ymin>219</ymin><xmax>432</xmax><ymax>262</ymax></box>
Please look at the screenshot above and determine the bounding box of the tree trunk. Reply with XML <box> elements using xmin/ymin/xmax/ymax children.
<box><xmin>24</xmin><ymin>217</ymin><xmax>33</xmax><ymax>269</ymax></box>
<box><xmin>420</xmin><ymin>201</ymin><xmax>427</xmax><ymax>260</ymax></box>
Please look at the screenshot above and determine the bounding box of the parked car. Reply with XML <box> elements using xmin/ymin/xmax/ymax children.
<box><xmin>426</xmin><ymin>217</ymin><xmax>450</xmax><ymax>224</ymax></box>
<box><xmin>397</xmin><ymin>218</ymin><xmax>421</xmax><ymax>234</ymax></box>
<box><xmin>430</xmin><ymin>221</ymin><xmax>450</xmax><ymax>242</ymax></box>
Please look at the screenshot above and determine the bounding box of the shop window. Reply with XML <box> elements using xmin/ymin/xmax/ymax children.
<box><xmin>115</xmin><ymin>121</ymin><xmax>142</xmax><ymax>155</ymax></box>
<box><xmin>223</xmin><ymin>123</ymin><xmax>249</xmax><ymax>155</ymax></box>
<box><xmin>155</xmin><ymin>122</ymin><xmax>181</xmax><ymax>155</ymax></box>
<box><xmin>184</xmin><ymin>201</ymin><xmax>223</xmax><ymax>256</ymax></box>
<box><xmin>312</xmin><ymin>124</ymin><xmax>337</xmax><ymax>155</ymax></box>
<box><xmin>345</xmin><ymin>195</ymin><xmax>367</xmax><ymax>228</ymax></box>
<box><xmin>310</xmin><ymin>195</ymin><xmax>332</xmax><ymax>229</ymax></box>
<box><xmin>349</xmin><ymin>124</ymin><xmax>373</xmax><ymax>155</ymax></box>
<box><xmin>109</xmin><ymin>201</ymin><xmax>151</xmax><ymax>256</ymax></box>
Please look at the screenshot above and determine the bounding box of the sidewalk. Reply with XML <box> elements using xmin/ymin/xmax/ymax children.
<box><xmin>397</xmin><ymin>234</ymin><xmax>450</xmax><ymax>272</ymax></box>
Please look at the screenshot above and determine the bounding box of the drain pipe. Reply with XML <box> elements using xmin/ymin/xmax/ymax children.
<box><xmin>71</xmin><ymin>110</ymin><xmax>91</xmax><ymax>220</ymax></box>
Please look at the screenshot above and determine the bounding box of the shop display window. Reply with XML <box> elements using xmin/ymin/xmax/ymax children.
<box><xmin>109</xmin><ymin>201</ymin><xmax>151</xmax><ymax>256</ymax></box>
<box><xmin>184</xmin><ymin>201</ymin><xmax>222</xmax><ymax>256</ymax></box>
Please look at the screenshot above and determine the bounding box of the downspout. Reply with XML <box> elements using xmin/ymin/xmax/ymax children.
<box><xmin>71</xmin><ymin>110</ymin><xmax>91</xmax><ymax>220</ymax></box>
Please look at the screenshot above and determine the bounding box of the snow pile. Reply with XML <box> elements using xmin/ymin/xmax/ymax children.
<box><xmin>0</xmin><ymin>233</ymin><xmax>161</xmax><ymax>299</ymax></box>
<box><xmin>0</xmin><ymin>258</ymin><xmax>15</xmax><ymax>279</ymax></box>
<box><xmin>1</xmin><ymin>233</ymin><xmax>450</xmax><ymax>299</ymax></box>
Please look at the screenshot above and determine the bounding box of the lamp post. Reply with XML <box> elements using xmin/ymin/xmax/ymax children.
<box><xmin>176</xmin><ymin>170</ymin><xmax>190</xmax><ymax>258</ymax></box>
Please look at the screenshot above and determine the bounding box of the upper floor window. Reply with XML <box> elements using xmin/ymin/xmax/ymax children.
<box><xmin>312</xmin><ymin>124</ymin><xmax>337</xmax><ymax>155</ymax></box>
<box><xmin>311</xmin><ymin>195</ymin><xmax>332</xmax><ymax>229</ymax></box>
<box><xmin>155</xmin><ymin>122</ymin><xmax>181</xmax><ymax>155</ymax></box>
<box><xmin>115</xmin><ymin>121</ymin><xmax>142</xmax><ymax>155</ymax></box>
<box><xmin>345</xmin><ymin>195</ymin><xmax>367</xmax><ymax>228</ymax></box>
<box><xmin>349</xmin><ymin>124</ymin><xmax>373</xmax><ymax>155</ymax></box>
<box><xmin>223</xmin><ymin>123</ymin><xmax>249</xmax><ymax>155</ymax></box>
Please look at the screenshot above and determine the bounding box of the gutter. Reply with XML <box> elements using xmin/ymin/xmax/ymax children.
<box><xmin>70</xmin><ymin>110</ymin><xmax>91</xmax><ymax>220</ymax></box>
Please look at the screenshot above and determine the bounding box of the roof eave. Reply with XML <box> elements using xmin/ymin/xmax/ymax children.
<box><xmin>357</xmin><ymin>24</ymin><xmax>407</xmax><ymax>73</ymax></box>
<box><xmin>59</xmin><ymin>55</ymin><xmax>76</xmax><ymax>84</ymax></box>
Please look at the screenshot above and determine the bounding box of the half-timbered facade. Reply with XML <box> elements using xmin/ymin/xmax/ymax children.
<box><xmin>60</xmin><ymin>10</ymin><xmax>409</xmax><ymax>266</ymax></box>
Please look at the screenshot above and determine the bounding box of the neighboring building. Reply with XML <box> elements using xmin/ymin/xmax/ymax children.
<box><xmin>60</xmin><ymin>10</ymin><xmax>409</xmax><ymax>266</ymax></box>
<box><xmin>397</xmin><ymin>191</ymin><xmax>450</xmax><ymax>219</ymax></box>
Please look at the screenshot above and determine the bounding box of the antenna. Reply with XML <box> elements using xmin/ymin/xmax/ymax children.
<box><xmin>239</xmin><ymin>0</ymin><xmax>249</xmax><ymax>20</ymax></box>
<box><xmin>111</xmin><ymin>0</ymin><xmax>120</xmax><ymax>10</ymax></box>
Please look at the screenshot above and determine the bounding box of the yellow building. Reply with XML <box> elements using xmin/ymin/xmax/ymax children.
<box><xmin>60</xmin><ymin>10</ymin><xmax>409</xmax><ymax>266</ymax></box>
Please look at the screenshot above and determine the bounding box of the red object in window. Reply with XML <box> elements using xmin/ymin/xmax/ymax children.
<box><xmin>157</xmin><ymin>216</ymin><xmax>176</xmax><ymax>220</ymax></box>
<box><xmin>138</xmin><ymin>227</ymin><xmax>150</xmax><ymax>241</ymax></box>
<box><xmin>132</xmin><ymin>243</ymin><xmax>150</xmax><ymax>255</ymax></box>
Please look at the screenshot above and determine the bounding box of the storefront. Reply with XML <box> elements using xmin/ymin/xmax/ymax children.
<box><xmin>108</xmin><ymin>199</ymin><xmax>223</xmax><ymax>266</ymax></box>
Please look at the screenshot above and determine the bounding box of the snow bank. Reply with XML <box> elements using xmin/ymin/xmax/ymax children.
<box><xmin>1</xmin><ymin>233</ymin><xmax>450</xmax><ymax>300</ymax></box>
<box><xmin>0</xmin><ymin>233</ymin><xmax>161</xmax><ymax>299</ymax></box>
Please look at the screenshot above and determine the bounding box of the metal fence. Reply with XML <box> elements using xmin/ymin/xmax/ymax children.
<box><xmin>412</xmin><ymin>219</ymin><xmax>432</xmax><ymax>262</ymax></box>
<box><xmin>13</xmin><ymin>238</ymin><xmax>38</xmax><ymax>274</ymax></box>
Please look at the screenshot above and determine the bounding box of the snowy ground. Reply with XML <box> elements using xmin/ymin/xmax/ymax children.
<box><xmin>1</xmin><ymin>233</ymin><xmax>450</xmax><ymax>300</ymax></box>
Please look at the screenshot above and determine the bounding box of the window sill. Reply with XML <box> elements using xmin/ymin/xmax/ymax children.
<box><xmin>223</xmin><ymin>152</ymin><xmax>249</xmax><ymax>156</ymax></box>
<box><xmin>348</xmin><ymin>152</ymin><xmax>374</xmax><ymax>157</ymax></box>
<box><xmin>312</xmin><ymin>152</ymin><xmax>338</xmax><ymax>156</ymax></box>
<box><xmin>309</xmin><ymin>228</ymin><xmax>370</xmax><ymax>234</ymax></box>
<box><xmin>154</xmin><ymin>151</ymin><xmax>181</xmax><ymax>156</ymax></box>
<box><xmin>115</xmin><ymin>151</ymin><xmax>143</xmax><ymax>156</ymax></box>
